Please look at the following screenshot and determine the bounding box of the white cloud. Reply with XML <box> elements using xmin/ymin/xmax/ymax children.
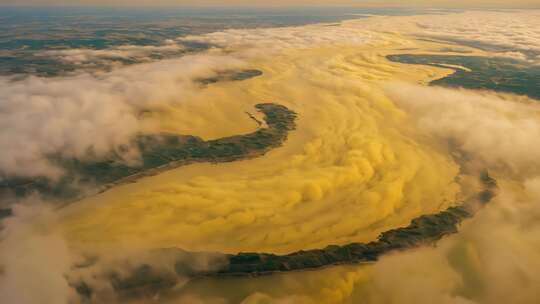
<box><xmin>386</xmin><ymin>83</ymin><xmax>540</xmax><ymax>176</ymax></box>
<box><xmin>0</xmin><ymin>53</ymin><xmax>246</xmax><ymax>178</ymax></box>
<box><xmin>360</xmin><ymin>177</ymin><xmax>540</xmax><ymax>304</ymax></box>
<box><xmin>179</xmin><ymin>22</ymin><xmax>375</xmax><ymax>55</ymax></box>
<box><xmin>0</xmin><ymin>203</ymin><xmax>77</xmax><ymax>304</ymax></box>
<box><xmin>39</xmin><ymin>41</ymin><xmax>185</xmax><ymax>65</ymax></box>
<box><xmin>2</xmin><ymin>10</ymin><xmax>540</xmax><ymax>304</ymax></box>
<box><xmin>356</xmin><ymin>82</ymin><xmax>540</xmax><ymax>304</ymax></box>
<box><xmin>0</xmin><ymin>21</ymin><xmax>377</xmax><ymax>180</ymax></box>
<box><xmin>410</xmin><ymin>10</ymin><xmax>540</xmax><ymax>63</ymax></box>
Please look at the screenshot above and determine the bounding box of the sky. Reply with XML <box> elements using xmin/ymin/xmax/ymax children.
<box><xmin>0</xmin><ymin>0</ymin><xmax>539</xmax><ymax>8</ymax></box>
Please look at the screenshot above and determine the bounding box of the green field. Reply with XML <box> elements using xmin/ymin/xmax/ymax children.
<box><xmin>387</xmin><ymin>54</ymin><xmax>540</xmax><ymax>100</ymax></box>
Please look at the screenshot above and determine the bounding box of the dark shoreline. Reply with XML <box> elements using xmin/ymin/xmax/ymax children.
<box><xmin>207</xmin><ymin>172</ymin><xmax>497</xmax><ymax>277</ymax></box>
<box><xmin>74</xmin><ymin>172</ymin><xmax>498</xmax><ymax>300</ymax></box>
<box><xmin>0</xmin><ymin>103</ymin><xmax>297</xmax><ymax>205</ymax></box>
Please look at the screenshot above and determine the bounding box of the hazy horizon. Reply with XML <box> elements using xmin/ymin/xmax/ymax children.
<box><xmin>1</xmin><ymin>0</ymin><xmax>539</xmax><ymax>8</ymax></box>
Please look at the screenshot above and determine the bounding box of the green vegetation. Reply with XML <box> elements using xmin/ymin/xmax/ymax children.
<box><xmin>197</xmin><ymin>69</ymin><xmax>263</xmax><ymax>85</ymax></box>
<box><xmin>0</xmin><ymin>208</ymin><xmax>12</xmax><ymax>221</ymax></box>
<box><xmin>217</xmin><ymin>173</ymin><xmax>496</xmax><ymax>276</ymax></box>
<box><xmin>216</xmin><ymin>172</ymin><xmax>496</xmax><ymax>276</ymax></box>
<box><xmin>387</xmin><ymin>54</ymin><xmax>540</xmax><ymax>100</ymax></box>
<box><xmin>218</xmin><ymin>205</ymin><xmax>474</xmax><ymax>274</ymax></box>
<box><xmin>0</xmin><ymin>103</ymin><xmax>296</xmax><ymax>201</ymax></box>
<box><xmin>73</xmin><ymin>173</ymin><xmax>497</xmax><ymax>301</ymax></box>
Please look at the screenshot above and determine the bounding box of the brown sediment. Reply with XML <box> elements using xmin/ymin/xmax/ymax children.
<box><xmin>73</xmin><ymin>172</ymin><xmax>497</xmax><ymax>300</ymax></box>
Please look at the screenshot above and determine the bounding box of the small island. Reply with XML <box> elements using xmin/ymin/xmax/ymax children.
<box><xmin>197</xmin><ymin>69</ymin><xmax>264</xmax><ymax>85</ymax></box>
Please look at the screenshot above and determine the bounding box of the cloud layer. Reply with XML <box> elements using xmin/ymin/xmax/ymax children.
<box><xmin>387</xmin><ymin>83</ymin><xmax>540</xmax><ymax>175</ymax></box>
<box><xmin>410</xmin><ymin>11</ymin><xmax>540</xmax><ymax>63</ymax></box>
<box><xmin>0</xmin><ymin>203</ymin><xmax>78</xmax><ymax>304</ymax></box>
<box><xmin>1</xmin><ymin>9</ymin><xmax>540</xmax><ymax>304</ymax></box>
<box><xmin>1</xmin><ymin>0</ymin><xmax>539</xmax><ymax>8</ymax></box>
<box><xmin>39</xmin><ymin>40</ymin><xmax>185</xmax><ymax>66</ymax></box>
<box><xmin>0</xmin><ymin>53</ymin><xmax>247</xmax><ymax>178</ymax></box>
